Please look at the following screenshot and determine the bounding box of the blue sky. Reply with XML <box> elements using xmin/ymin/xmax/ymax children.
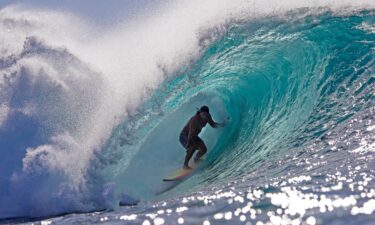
<box><xmin>0</xmin><ymin>0</ymin><xmax>162</xmax><ymax>24</ymax></box>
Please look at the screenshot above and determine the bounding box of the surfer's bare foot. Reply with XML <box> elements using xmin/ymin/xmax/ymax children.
<box><xmin>183</xmin><ymin>165</ymin><xmax>192</xmax><ymax>170</ymax></box>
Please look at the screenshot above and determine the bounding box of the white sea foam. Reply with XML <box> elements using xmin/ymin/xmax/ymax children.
<box><xmin>0</xmin><ymin>104</ymin><xmax>9</xmax><ymax>126</ymax></box>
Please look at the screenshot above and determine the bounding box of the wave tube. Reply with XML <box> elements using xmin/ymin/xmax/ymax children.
<box><xmin>100</xmin><ymin>10</ymin><xmax>375</xmax><ymax>207</ymax></box>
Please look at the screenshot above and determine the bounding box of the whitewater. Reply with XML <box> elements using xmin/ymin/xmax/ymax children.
<box><xmin>0</xmin><ymin>0</ymin><xmax>374</xmax><ymax>224</ymax></box>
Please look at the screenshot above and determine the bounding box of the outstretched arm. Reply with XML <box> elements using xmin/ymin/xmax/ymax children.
<box><xmin>208</xmin><ymin>114</ymin><xmax>228</xmax><ymax>128</ymax></box>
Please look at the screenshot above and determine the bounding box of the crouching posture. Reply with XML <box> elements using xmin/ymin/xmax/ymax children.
<box><xmin>179</xmin><ymin>105</ymin><xmax>226</xmax><ymax>169</ymax></box>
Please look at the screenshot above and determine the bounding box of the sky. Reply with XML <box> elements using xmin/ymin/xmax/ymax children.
<box><xmin>0</xmin><ymin>0</ymin><xmax>163</xmax><ymax>24</ymax></box>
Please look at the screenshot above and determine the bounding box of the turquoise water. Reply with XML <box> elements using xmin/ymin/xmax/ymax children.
<box><xmin>86</xmin><ymin>10</ymin><xmax>374</xmax><ymax>225</ymax></box>
<box><xmin>0</xmin><ymin>5</ymin><xmax>374</xmax><ymax>225</ymax></box>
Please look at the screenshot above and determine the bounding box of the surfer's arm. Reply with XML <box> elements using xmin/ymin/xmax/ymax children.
<box><xmin>208</xmin><ymin>114</ymin><xmax>227</xmax><ymax>128</ymax></box>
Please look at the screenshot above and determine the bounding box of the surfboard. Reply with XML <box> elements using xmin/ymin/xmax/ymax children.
<box><xmin>163</xmin><ymin>160</ymin><xmax>201</xmax><ymax>182</ymax></box>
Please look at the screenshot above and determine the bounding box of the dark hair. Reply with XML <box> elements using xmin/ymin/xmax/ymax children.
<box><xmin>199</xmin><ymin>105</ymin><xmax>209</xmax><ymax>113</ymax></box>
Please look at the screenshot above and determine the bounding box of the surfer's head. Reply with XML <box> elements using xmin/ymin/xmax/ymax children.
<box><xmin>199</xmin><ymin>105</ymin><xmax>209</xmax><ymax>113</ymax></box>
<box><xmin>198</xmin><ymin>105</ymin><xmax>210</xmax><ymax>120</ymax></box>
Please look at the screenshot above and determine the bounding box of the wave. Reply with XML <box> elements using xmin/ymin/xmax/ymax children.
<box><xmin>0</xmin><ymin>0</ymin><xmax>374</xmax><ymax>219</ymax></box>
<box><xmin>106</xmin><ymin>9</ymin><xmax>375</xmax><ymax>204</ymax></box>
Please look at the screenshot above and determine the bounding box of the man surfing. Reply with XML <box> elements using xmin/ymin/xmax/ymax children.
<box><xmin>179</xmin><ymin>105</ymin><xmax>226</xmax><ymax>169</ymax></box>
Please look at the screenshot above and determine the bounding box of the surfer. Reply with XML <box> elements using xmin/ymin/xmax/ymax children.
<box><xmin>180</xmin><ymin>105</ymin><xmax>226</xmax><ymax>169</ymax></box>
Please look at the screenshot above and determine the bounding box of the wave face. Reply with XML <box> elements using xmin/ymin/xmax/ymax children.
<box><xmin>0</xmin><ymin>1</ymin><xmax>375</xmax><ymax>224</ymax></box>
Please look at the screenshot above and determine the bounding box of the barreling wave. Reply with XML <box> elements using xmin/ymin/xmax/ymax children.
<box><xmin>103</xmin><ymin>9</ymin><xmax>374</xmax><ymax>204</ymax></box>
<box><xmin>0</xmin><ymin>0</ymin><xmax>374</xmax><ymax>220</ymax></box>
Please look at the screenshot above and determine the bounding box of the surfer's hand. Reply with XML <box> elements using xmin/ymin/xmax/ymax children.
<box><xmin>218</xmin><ymin>117</ymin><xmax>230</xmax><ymax>127</ymax></box>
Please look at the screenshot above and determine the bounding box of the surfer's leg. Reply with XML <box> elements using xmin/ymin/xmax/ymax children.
<box><xmin>181</xmin><ymin>134</ymin><xmax>195</xmax><ymax>169</ymax></box>
<box><xmin>184</xmin><ymin>146</ymin><xmax>195</xmax><ymax>169</ymax></box>
<box><xmin>179</xmin><ymin>133</ymin><xmax>188</xmax><ymax>149</ymax></box>
<box><xmin>194</xmin><ymin>138</ymin><xmax>207</xmax><ymax>162</ymax></box>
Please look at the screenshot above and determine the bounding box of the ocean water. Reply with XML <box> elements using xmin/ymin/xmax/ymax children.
<box><xmin>0</xmin><ymin>1</ymin><xmax>374</xmax><ymax>225</ymax></box>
